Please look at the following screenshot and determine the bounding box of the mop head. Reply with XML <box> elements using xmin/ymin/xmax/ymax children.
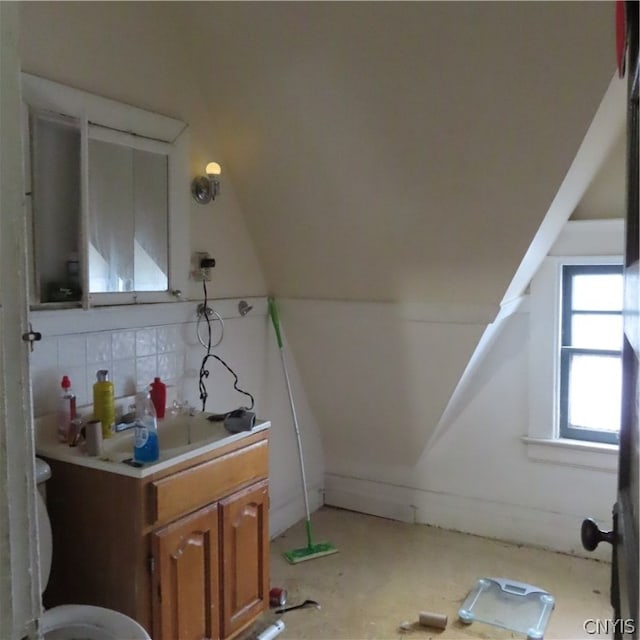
<box><xmin>284</xmin><ymin>541</ymin><xmax>339</xmax><ymax>564</ymax></box>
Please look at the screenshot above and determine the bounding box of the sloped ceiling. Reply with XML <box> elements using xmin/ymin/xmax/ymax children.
<box><xmin>182</xmin><ymin>1</ymin><xmax>614</xmax><ymax>305</ymax></box>
<box><xmin>572</xmin><ymin>129</ymin><xmax>626</xmax><ymax>220</ymax></box>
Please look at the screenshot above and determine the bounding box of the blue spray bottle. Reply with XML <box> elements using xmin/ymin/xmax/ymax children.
<box><xmin>133</xmin><ymin>391</ymin><xmax>159</xmax><ymax>463</ymax></box>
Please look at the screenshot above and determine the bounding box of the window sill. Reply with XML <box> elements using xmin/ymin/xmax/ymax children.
<box><xmin>522</xmin><ymin>437</ymin><xmax>618</xmax><ymax>473</ymax></box>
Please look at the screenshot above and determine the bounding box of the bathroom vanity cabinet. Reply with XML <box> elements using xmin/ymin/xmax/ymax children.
<box><xmin>42</xmin><ymin>429</ymin><xmax>270</xmax><ymax>640</ymax></box>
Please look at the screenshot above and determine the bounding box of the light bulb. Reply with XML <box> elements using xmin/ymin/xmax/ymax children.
<box><xmin>205</xmin><ymin>162</ymin><xmax>221</xmax><ymax>176</ymax></box>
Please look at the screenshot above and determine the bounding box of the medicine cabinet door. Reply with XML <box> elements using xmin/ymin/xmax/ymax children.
<box><xmin>88</xmin><ymin>127</ymin><xmax>169</xmax><ymax>297</ymax></box>
<box><xmin>29</xmin><ymin>110</ymin><xmax>82</xmax><ymax>305</ymax></box>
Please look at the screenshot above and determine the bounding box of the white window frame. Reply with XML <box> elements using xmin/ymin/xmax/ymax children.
<box><xmin>558</xmin><ymin>263</ymin><xmax>622</xmax><ymax>444</ymax></box>
<box><xmin>525</xmin><ymin>220</ymin><xmax>623</xmax><ymax>472</ymax></box>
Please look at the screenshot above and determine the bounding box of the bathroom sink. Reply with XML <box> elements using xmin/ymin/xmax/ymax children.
<box><xmin>35</xmin><ymin>410</ymin><xmax>269</xmax><ymax>478</ymax></box>
<box><xmin>102</xmin><ymin>413</ymin><xmax>236</xmax><ymax>463</ymax></box>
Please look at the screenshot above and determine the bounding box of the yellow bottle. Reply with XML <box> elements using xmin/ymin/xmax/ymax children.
<box><xmin>93</xmin><ymin>369</ymin><xmax>115</xmax><ymax>438</ymax></box>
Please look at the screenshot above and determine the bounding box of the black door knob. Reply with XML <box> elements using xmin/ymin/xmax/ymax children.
<box><xmin>581</xmin><ymin>517</ymin><xmax>615</xmax><ymax>551</ymax></box>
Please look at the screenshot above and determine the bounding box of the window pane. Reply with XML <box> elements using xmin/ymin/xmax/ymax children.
<box><xmin>567</xmin><ymin>354</ymin><xmax>621</xmax><ymax>432</ymax></box>
<box><xmin>572</xmin><ymin>274</ymin><xmax>623</xmax><ymax>311</ymax></box>
<box><xmin>571</xmin><ymin>314</ymin><xmax>623</xmax><ymax>350</ymax></box>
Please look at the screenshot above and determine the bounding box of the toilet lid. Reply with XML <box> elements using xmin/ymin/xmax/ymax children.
<box><xmin>41</xmin><ymin>605</ymin><xmax>151</xmax><ymax>640</ymax></box>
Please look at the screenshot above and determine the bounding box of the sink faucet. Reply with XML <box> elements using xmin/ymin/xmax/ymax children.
<box><xmin>169</xmin><ymin>400</ymin><xmax>196</xmax><ymax>417</ymax></box>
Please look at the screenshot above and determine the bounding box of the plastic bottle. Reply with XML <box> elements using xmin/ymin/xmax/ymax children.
<box><xmin>149</xmin><ymin>377</ymin><xmax>167</xmax><ymax>419</ymax></box>
<box><xmin>133</xmin><ymin>392</ymin><xmax>159</xmax><ymax>464</ymax></box>
<box><xmin>93</xmin><ymin>370</ymin><xmax>115</xmax><ymax>439</ymax></box>
<box><xmin>57</xmin><ymin>375</ymin><xmax>76</xmax><ymax>443</ymax></box>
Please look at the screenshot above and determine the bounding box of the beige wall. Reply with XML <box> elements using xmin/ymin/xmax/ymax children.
<box><xmin>184</xmin><ymin>1</ymin><xmax>615</xmax><ymax>305</ymax></box>
<box><xmin>19</xmin><ymin>1</ymin><xmax>266</xmax><ymax>300</ymax></box>
<box><xmin>572</xmin><ymin>130</ymin><xmax>626</xmax><ymax>220</ymax></box>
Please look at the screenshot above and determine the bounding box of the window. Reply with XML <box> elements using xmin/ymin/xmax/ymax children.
<box><xmin>525</xmin><ymin>220</ymin><xmax>623</xmax><ymax>471</ymax></box>
<box><xmin>559</xmin><ymin>264</ymin><xmax>623</xmax><ymax>444</ymax></box>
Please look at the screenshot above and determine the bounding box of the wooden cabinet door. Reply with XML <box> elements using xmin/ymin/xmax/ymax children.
<box><xmin>219</xmin><ymin>481</ymin><xmax>269</xmax><ymax>638</ymax></box>
<box><xmin>152</xmin><ymin>503</ymin><xmax>220</xmax><ymax>640</ymax></box>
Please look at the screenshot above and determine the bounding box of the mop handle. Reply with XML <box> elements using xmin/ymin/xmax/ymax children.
<box><xmin>268</xmin><ymin>297</ymin><xmax>284</xmax><ymax>348</ymax></box>
<box><xmin>268</xmin><ymin>298</ymin><xmax>313</xmax><ymax>535</ymax></box>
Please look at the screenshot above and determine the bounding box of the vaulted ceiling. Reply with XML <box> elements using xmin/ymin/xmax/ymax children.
<box><xmin>181</xmin><ymin>1</ymin><xmax>615</xmax><ymax>305</ymax></box>
<box><xmin>18</xmin><ymin>2</ymin><xmax>617</xmax><ymax>306</ymax></box>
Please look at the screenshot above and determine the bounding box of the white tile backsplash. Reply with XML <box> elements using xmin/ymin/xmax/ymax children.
<box><xmin>157</xmin><ymin>325</ymin><xmax>180</xmax><ymax>353</ymax></box>
<box><xmin>67</xmin><ymin>365</ymin><xmax>89</xmax><ymax>407</ymax></box>
<box><xmin>28</xmin><ymin>299</ymin><xmax>268</xmax><ymax>419</ymax></box>
<box><xmin>112</xmin><ymin>358</ymin><xmax>137</xmax><ymax>397</ymax></box>
<box><xmin>136</xmin><ymin>328</ymin><xmax>157</xmax><ymax>356</ymax></box>
<box><xmin>86</xmin><ymin>333</ymin><xmax>112</xmax><ymax>363</ymax></box>
<box><xmin>31</xmin><ymin>316</ymin><xmax>187</xmax><ymax>418</ymax></box>
<box><xmin>112</xmin><ymin>331</ymin><xmax>136</xmax><ymax>360</ymax></box>
<box><xmin>31</xmin><ymin>337</ymin><xmax>58</xmax><ymax>371</ymax></box>
<box><xmin>158</xmin><ymin>353</ymin><xmax>177</xmax><ymax>381</ymax></box>
<box><xmin>136</xmin><ymin>355</ymin><xmax>158</xmax><ymax>390</ymax></box>
<box><xmin>58</xmin><ymin>336</ymin><xmax>86</xmax><ymax>367</ymax></box>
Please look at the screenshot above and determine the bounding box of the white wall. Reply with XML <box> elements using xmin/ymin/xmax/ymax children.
<box><xmin>316</xmin><ymin>224</ymin><xmax>621</xmax><ymax>559</ymax></box>
<box><xmin>29</xmin><ymin>299</ymin><xmax>324</xmax><ymax>538</ymax></box>
<box><xmin>317</xmin><ymin>302</ymin><xmax>615</xmax><ymax>559</ymax></box>
<box><xmin>280</xmin><ymin>299</ymin><xmax>491</xmax><ymax>472</ymax></box>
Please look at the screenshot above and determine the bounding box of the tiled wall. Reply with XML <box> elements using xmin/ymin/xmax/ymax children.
<box><xmin>28</xmin><ymin>301</ymin><xmax>212</xmax><ymax>419</ymax></box>
<box><xmin>29</xmin><ymin>298</ymin><xmax>265</xmax><ymax>419</ymax></box>
<box><xmin>31</xmin><ymin>323</ymin><xmax>187</xmax><ymax>417</ymax></box>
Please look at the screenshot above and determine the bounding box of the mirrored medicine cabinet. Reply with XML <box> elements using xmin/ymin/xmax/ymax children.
<box><xmin>22</xmin><ymin>73</ymin><xmax>189</xmax><ymax>309</ymax></box>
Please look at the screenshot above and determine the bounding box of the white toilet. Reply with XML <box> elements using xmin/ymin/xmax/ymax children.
<box><xmin>36</xmin><ymin>458</ymin><xmax>151</xmax><ymax>640</ymax></box>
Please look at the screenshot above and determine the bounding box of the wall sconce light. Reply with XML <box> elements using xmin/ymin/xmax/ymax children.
<box><xmin>191</xmin><ymin>162</ymin><xmax>222</xmax><ymax>204</ymax></box>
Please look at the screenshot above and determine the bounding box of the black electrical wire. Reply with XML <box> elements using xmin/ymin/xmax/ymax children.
<box><xmin>198</xmin><ymin>278</ymin><xmax>255</xmax><ymax>413</ymax></box>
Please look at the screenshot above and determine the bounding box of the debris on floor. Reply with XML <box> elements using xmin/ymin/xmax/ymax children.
<box><xmin>398</xmin><ymin>610</ymin><xmax>448</xmax><ymax>633</ymax></box>
<box><xmin>275</xmin><ymin>598</ymin><xmax>321</xmax><ymax>614</ymax></box>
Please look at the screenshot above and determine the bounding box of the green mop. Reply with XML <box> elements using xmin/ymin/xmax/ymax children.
<box><xmin>268</xmin><ymin>297</ymin><xmax>339</xmax><ymax>564</ymax></box>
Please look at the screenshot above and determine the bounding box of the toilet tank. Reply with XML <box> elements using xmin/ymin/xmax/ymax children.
<box><xmin>36</xmin><ymin>457</ymin><xmax>51</xmax><ymax>486</ymax></box>
<box><xmin>35</xmin><ymin>457</ymin><xmax>53</xmax><ymax>593</ymax></box>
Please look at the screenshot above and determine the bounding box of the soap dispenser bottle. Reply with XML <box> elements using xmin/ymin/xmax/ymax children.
<box><xmin>133</xmin><ymin>392</ymin><xmax>159</xmax><ymax>464</ymax></box>
<box><xmin>57</xmin><ymin>375</ymin><xmax>77</xmax><ymax>443</ymax></box>
<box><xmin>93</xmin><ymin>370</ymin><xmax>115</xmax><ymax>439</ymax></box>
<box><xmin>149</xmin><ymin>377</ymin><xmax>166</xmax><ymax>419</ymax></box>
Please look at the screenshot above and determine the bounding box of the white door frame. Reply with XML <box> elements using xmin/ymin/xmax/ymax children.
<box><xmin>0</xmin><ymin>4</ymin><xmax>42</xmax><ymax>639</ymax></box>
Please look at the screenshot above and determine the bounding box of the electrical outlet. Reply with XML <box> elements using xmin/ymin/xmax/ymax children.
<box><xmin>191</xmin><ymin>251</ymin><xmax>212</xmax><ymax>281</ymax></box>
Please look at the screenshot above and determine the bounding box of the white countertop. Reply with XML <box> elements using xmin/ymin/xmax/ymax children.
<box><xmin>36</xmin><ymin>413</ymin><xmax>270</xmax><ymax>478</ymax></box>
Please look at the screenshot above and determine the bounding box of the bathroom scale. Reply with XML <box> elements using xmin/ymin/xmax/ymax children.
<box><xmin>458</xmin><ymin>577</ymin><xmax>555</xmax><ymax>640</ymax></box>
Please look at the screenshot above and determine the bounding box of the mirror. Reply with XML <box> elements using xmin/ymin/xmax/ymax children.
<box><xmin>30</xmin><ymin>111</ymin><xmax>82</xmax><ymax>303</ymax></box>
<box><xmin>88</xmin><ymin>136</ymin><xmax>169</xmax><ymax>293</ymax></box>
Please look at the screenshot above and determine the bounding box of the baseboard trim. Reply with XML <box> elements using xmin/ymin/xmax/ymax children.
<box><xmin>269</xmin><ymin>485</ymin><xmax>324</xmax><ymax>539</ymax></box>
<box><xmin>325</xmin><ymin>473</ymin><xmax>611</xmax><ymax>561</ymax></box>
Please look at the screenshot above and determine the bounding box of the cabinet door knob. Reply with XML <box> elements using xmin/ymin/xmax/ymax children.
<box><xmin>581</xmin><ymin>517</ymin><xmax>615</xmax><ymax>551</ymax></box>
<box><xmin>172</xmin><ymin>533</ymin><xmax>204</xmax><ymax>559</ymax></box>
